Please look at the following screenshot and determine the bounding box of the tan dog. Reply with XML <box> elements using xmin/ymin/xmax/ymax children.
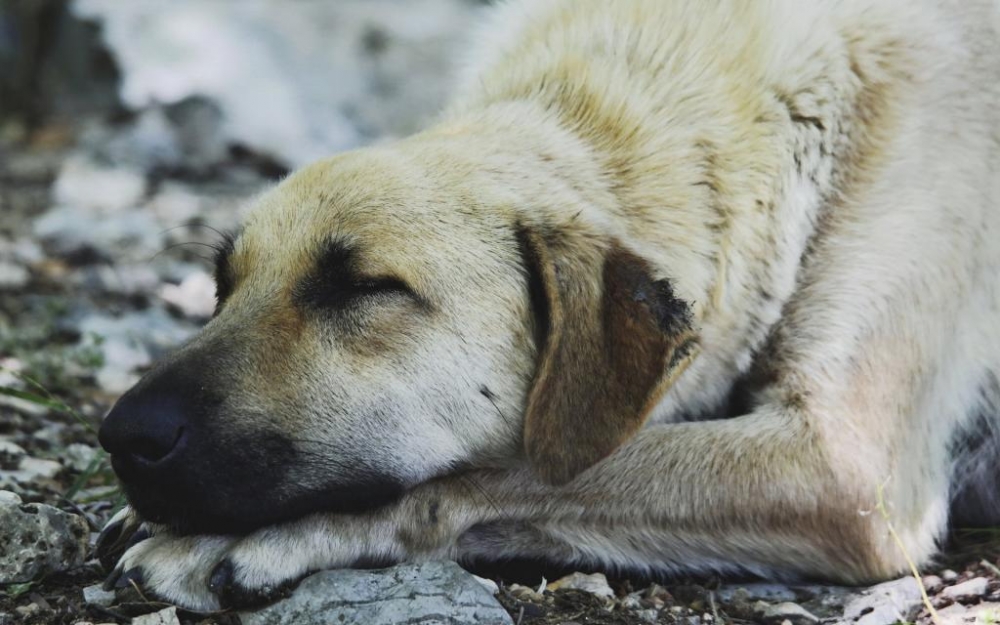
<box><xmin>96</xmin><ymin>0</ymin><xmax>1000</xmax><ymax>611</ymax></box>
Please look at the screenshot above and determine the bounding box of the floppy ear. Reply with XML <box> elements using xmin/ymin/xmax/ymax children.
<box><xmin>518</xmin><ymin>226</ymin><xmax>698</xmax><ymax>485</ymax></box>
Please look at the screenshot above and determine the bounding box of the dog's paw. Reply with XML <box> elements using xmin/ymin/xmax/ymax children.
<box><xmin>99</xmin><ymin>516</ymin><xmax>369</xmax><ymax>612</ymax></box>
<box><xmin>103</xmin><ymin>532</ymin><xmax>240</xmax><ymax>611</ymax></box>
<box><xmin>95</xmin><ymin>506</ymin><xmax>148</xmax><ymax>570</ymax></box>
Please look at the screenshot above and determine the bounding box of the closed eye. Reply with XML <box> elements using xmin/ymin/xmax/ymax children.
<box><xmin>297</xmin><ymin>274</ymin><xmax>415</xmax><ymax>311</ymax></box>
<box><xmin>293</xmin><ymin>239</ymin><xmax>424</xmax><ymax>312</ymax></box>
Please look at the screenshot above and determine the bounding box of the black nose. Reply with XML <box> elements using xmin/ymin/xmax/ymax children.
<box><xmin>100</xmin><ymin>391</ymin><xmax>188</xmax><ymax>467</ymax></box>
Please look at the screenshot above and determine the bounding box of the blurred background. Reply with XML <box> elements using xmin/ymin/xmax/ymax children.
<box><xmin>0</xmin><ymin>0</ymin><xmax>482</xmax><ymax>559</ymax></box>
<box><xmin>0</xmin><ymin>0</ymin><xmax>484</xmax><ymax>403</ymax></box>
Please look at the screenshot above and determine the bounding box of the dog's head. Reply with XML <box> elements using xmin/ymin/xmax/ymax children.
<box><xmin>99</xmin><ymin>136</ymin><xmax>697</xmax><ymax>534</ymax></box>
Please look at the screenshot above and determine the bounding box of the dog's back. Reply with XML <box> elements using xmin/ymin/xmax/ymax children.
<box><xmin>455</xmin><ymin>0</ymin><xmax>1000</xmax><ymax>528</ymax></box>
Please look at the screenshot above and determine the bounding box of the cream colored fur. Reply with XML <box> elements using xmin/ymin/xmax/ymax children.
<box><xmin>101</xmin><ymin>0</ymin><xmax>1000</xmax><ymax>611</ymax></box>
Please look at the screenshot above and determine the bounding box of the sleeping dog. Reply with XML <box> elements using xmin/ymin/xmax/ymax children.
<box><xmin>96</xmin><ymin>0</ymin><xmax>1000</xmax><ymax>611</ymax></box>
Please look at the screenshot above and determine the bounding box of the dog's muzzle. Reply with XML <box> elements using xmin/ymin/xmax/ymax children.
<box><xmin>98</xmin><ymin>359</ymin><xmax>405</xmax><ymax>534</ymax></box>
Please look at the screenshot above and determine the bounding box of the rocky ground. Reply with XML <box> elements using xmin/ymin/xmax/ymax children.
<box><xmin>1</xmin><ymin>1</ymin><xmax>999</xmax><ymax>624</ymax></box>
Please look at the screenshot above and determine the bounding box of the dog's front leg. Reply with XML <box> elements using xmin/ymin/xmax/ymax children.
<box><xmin>101</xmin><ymin>401</ymin><xmax>914</xmax><ymax>612</ymax></box>
<box><xmin>99</xmin><ymin>491</ymin><xmax>455</xmax><ymax>611</ymax></box>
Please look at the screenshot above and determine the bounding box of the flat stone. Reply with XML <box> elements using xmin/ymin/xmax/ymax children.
<box><xmin>716</xmin><ymin>584</ymin><xmax>799</xmax><ymax>604</ymax></box>
<box><xmin>941</xmin><ymin>577</ymin><xmax>989</xmax><ymax>601</ymax></box>
<box><xmin>0</xmin><ymin>491</ymin><xmax>89</xmax><ymax>583</ymax></box>
<box><xmin>0</xmin><ymin>441</ymin><xmax>26</xmax><ymax>471</ymax></box>
<box><xmin>131</xmin><ymin>607</ymin><xmax>180</xmax><ymax>625</ymax></box>
<box><xmin>759</xmin><ymin>601</ymin><xmax>819</xmax><ymax>625</ymax></box>
<box><xmin>0</xmin><ymin>262</ymin><xmax>29</xmax><ymax>289</ymax></box>
<box><xmin>82</xmin><ymin>583</ymin><xmax>116</xmax><ymax>608</ymax></box>
<box><xmin>238</xmin><ymin>561</ymin><xmax>512</xmax><ymax>625</ymax></box>
<box><xmin>842</xmin><ymin>577</ymin><xmax>922</xmax><ymax>625</ymax></box>
<box><xmin>936</xmin><ymin>602</ymin><xmax>972</xmax><ymax>625</ymax></box>
<box><xmin>547</xmin><ymin>572</ymin><xmax>615</xmax><ymax>599</ymax></box>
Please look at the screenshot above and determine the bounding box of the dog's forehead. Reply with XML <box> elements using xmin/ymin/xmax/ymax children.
<box><xmin>232</xmin><ymin>151</ymin><xmax>501</xmax><ymax>288</ymax></box>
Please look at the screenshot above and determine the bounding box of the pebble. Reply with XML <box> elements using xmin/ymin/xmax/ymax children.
<box><xmin>922</xmin><ymin>574</ymin><xmax>944</xmax><ymax>593</ymax></box>
<box><xmin>131</xmin><ymin>607</ymin><xmax>181</xmax><ymax>625</ymax></box>
<box><xmin>0</xmin><ymin>441</ymin><xmax>26</xmax><ymax>471</ymax></box>
<box><xmin>82</xmin><ymin>583</ymin><xmax>116</xmax><ymax>607</ymax></box>
<box><xmin>472</xmin><ymin>574</ymin><xmax>499</xmax><ymax>595</ymax></box>
<box><xmin>942</xmin><ymin>569</ymin><xmax>960</xmax><ymax>581</ymax></box>
<box><xmin>842</xmin><ymin>577</ymin><xmax>923</xmax><ymax>625</ymax></box>
<box><xmin>759</xmin><ymin>601</ymin><xmax>819</xmax><ymax>625</ymax></box>
<box><xmin>158</xmin><ymin>270</ymin><xmax>216</xmax><ymax>319</ymax></box>
<box><xmin>0</xmin><ymin>262</ymin><xmax>30</xmax><ymax>289</ymax></box>
<box><xmin>547</xmin><ymin>571</ymin><xmax>615</xmax><ymax>599</ymax></box>
<box><xmin>941</xmin><ymin>576</ymin><xmax>989</xmax><ymax>601</ymax></box>
<box><xmin>0</xmin><ymin>490</ymin><xmax>89</xmax><ymax>583</ymax></box>
<box><xmin>63</xmin><ymin>443</ymin><xmax>101</xmax><ymax>473</ymax></box>
<box><xmin>238</xmin><ymin>561</ymin><xmax>512</xmax><ymax>625</ymax></box>
<box><xmin>52</xmin><ymin>156</ymin><xmax>146</xmax><ymax>213</ymax></box>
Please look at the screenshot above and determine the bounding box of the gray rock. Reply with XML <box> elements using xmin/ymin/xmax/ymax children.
<box><xmin>0</xmin><ymin>490</ymin><xmax>89</xmax><ymax>583</ymax></box>
<box><xmin>158</xmin><ymin>271</ymin><xmax>216</xmax><ymax>319</ymax></box>
<box><xmin>52</xmin><ymin>156</ymin><xmax>147</xmax><ymax>213</ymax></box>
<box><xmin>716</xmin><ymin>584</ymin><xmax>799</xmax><ymax>604</ymax></box>
<box><xmin>1</xmin><ymin>456</ymin><xmax>63</xmax><ymax>490</ymax></box>
<box><xmin>546</xmin><ymin>571</ymin><xmax>615</xmax><ymax>599</ymax></box>
<box><xmin>73</xmin><ymin>308</ymin><xmax>196</xmax><ymax>393</ymax></box>
<box><xmin>922</xmin><ymin>575</ymin><xmax>944</xmax><ymax>593</ymax></box>
<box><xmin>82</xmin><ymin>583</ymin><xmax>116</xmax><ymax>608</ymax></box>
<box><xmin>0</xmin><ymin>262</ymin><xmax>29</xmax><ymax>289</ymax></box>
<box><xmin>941</xmin><ymin>576</ymin><xmax>989</xmax><ymax>601</ymax></box>
<box><xmin>759</xmin><ymin>601</ymin><xmax>819</xmax><ymax>625</ymax></box>
<box><xmin>0</xmin><ymin>441</ymin><xmax>25</xmax><ymax>471</ymax></box>
<box><xmin>63</xmin><ymin>443</ymin><xmax>101</xmax><ymax>473</ymax></box>
<box><xmin>238</xmin><ymin>561</ymin><xmax>513</xmax><ymax>625</ymax></box>
<box><xmin>842</xmin><ymin>577</ymin><xmax>923</xmax><ymax>625</ymax></box>
<box><xmin>131</xmin><ymin>607</ymin><xmax>181</xmax><ymax>625</ymax></box>
<box><xmin>936</xmin><ymin>602</ymin><xmax>971</xmax><ymax>625</ymax></box>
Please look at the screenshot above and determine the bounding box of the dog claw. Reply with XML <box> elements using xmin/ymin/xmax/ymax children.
<box><xmin>95</xmin><ymin>507</ymin><xmax>143</xmax><ymax>571</ymax></box>
<box><xmin>94</xmin><ymin>523</ymin><xmax>124</xmax><ymax>570</ymax></box>
<box><xmin>123</xmin><ymin>527</ymin><xmax>151</xmax><ymax>551</ymax></box>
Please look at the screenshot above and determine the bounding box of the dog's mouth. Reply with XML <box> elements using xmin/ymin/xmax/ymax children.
<box><xmin>108</xmin><ymin>426</ymin><xmax>408</xmax><ymax>535</ymax></box>
<box><xmin>120</xmin><ymin>468</ymin><xmax>407</xmax><ymax>535</ymax></box>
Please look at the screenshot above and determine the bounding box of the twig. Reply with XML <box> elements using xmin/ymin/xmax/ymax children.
<box><xmin>876</xmin><ymin>480</ymin><xmax>942</xmax><ymax>625</ymax></box>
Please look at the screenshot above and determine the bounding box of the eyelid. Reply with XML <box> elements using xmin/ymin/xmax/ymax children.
<box><xmin>295</xmin><ymin>273</ymin><xmax>421</xmax><ymax>311</ymax></box>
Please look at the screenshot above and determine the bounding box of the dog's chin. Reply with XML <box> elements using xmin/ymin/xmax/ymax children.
<box><xmin>121</xmin><ymin>476</ymin><xmax>407</xmax><ymax>535</ymax></box>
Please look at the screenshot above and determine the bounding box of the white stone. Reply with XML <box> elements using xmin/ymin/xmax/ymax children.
<box><xmin>760</xmin><ymin>602</ymin><xmax>819</xmax><ymax>625</ymax></box>
<box><xmin>158</xmin><ymin>271</ymin><xmax>216</xmax><ymax>319</ymax></box>
<box><xmin>82</xmin><ymin>584</ymin><xmax>116</xmax><ymax>608</ymax></box>
<box><xmin>53</xmin><ymin>156</ymin><xmax>146</xmax><ymax>213</ymax></box>
<box><xmin>546</xmin><ymin>572</ymin><xmax>615</xmax><ymax>599</ymax></box>
<box><xmin>239</xmin><ymin>562</ymin><xmax>512</xmax><ymax>625</ymax></box>
<box><xmin>942</xmin><ymin>577</ymin><xmax>989</xmax><ymax>600</ymax></box>
<box><xmin>131</xmin><ymin>607</ymin><xmax>180</xmax><ymax>625</ymax></box>
<box><xmin>843</xmin><ymin>577</ymin><xmax>923</xmax><ymax>625</ymax></box>
<box><xmin>0</xmin><ymin>262</ymin><xmax>29</xmax><ymax>289</ymax></box>
<box><xmin>0</xmin><ymin>496</ymin><xmax>88</xmax><ymax>583</ymax></box>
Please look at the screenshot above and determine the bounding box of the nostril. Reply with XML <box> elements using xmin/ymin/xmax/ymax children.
<box><xmin>130</xmin><ymin>426</ymin><xmax>185</xmax><ymax>464</ymax></box>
